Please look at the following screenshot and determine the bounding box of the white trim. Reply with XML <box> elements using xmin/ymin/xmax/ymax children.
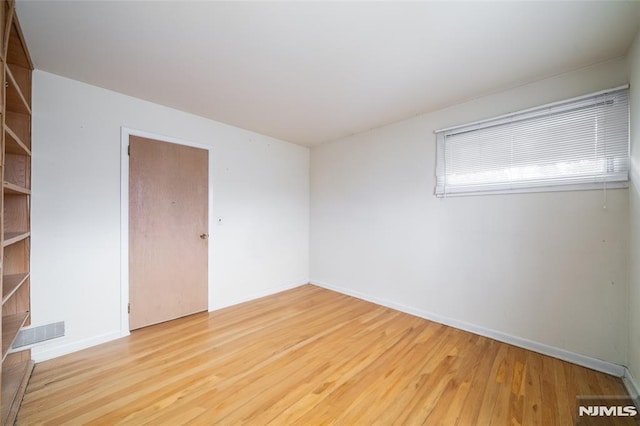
<box><xmin>434</xmin><ymin>84</ymin><xmax>629</xmax><ymax>134</ymax></box>
<box><xmin>436</xmin><ymin>181</ymin><xmax>629</xmax><ymax>198</ymax></box>
<box><xmin>120</xmin><ymin>127</ymin><xmax>214</xmax><ymax>337</ymax></box>
<box><xmin>310</xmin><ymin>280</ymin><xmax>626</xmax><ymax>377</ymax></box>
<box><xmin>630</xmin><ymin>160</ymin><xmax>640</xmax><ymax>195</ymax></box>
<box><xmin>120</xmin><ymin>128</ymin><xmax>129</xmax><ymax>337</ymax></box>
<box><xmin>210</xmin><ymin>281</ymin><xmax>308</xmax><ymax>311</ymax></box>
<box><xmin>31</xmin><ymin>331</ymin><xmax>122</xmax><ymax>363</ymax></box>
<box><xmin>624</xmin><ymin>368</ymin><xmax>640</xmax><ymax>409</ymax></box>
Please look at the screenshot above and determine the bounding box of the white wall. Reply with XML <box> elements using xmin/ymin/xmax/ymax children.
<box><xmin>628</xmin><ymin>33</ymin><xmax>640</xmax><ymax>388</ymax></box>
<box><xmin>31</xmin><ymin>71</ymin><xmax>309</xmax><ymax>361</ymax></box>
<box><xmin>310</xmin><ymin>58</ymin><xmax>630</xmax><ymax>368</ymax></box>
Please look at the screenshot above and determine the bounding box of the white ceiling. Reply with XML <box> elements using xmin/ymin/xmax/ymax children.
<box><xmin>16</xmin><ymin>1</ymin><xmax>640</xmax><ymax>147</ymax></box>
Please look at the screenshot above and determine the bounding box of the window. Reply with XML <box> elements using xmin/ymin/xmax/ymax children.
<box><xmin>435</xmin><ymin>86</ymin><xmax>629</xmax><ymax>197</ymax></box>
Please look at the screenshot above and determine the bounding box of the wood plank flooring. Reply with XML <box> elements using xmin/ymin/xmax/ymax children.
<box><xmin>17</xmin><ymin>285</ymin><xmax>632</xmax><ymax>425</ymax></box>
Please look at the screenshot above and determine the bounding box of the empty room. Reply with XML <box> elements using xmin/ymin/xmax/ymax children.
<box><xmin>0</xmin><ymin>0</ymin><xmax>638</xmax><ymax>424</ymax></box>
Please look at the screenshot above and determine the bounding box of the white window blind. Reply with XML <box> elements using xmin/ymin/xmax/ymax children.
<box><xmin>435</xmin><ymin>86</ymin><xmax>629</xmax><ymax>197</ymax></box>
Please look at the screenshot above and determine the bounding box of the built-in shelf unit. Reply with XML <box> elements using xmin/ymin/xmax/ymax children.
<box><xmin>0</xmin><ymin>1</ymin><xmax>33</xmax><ymax>423</ymax></box>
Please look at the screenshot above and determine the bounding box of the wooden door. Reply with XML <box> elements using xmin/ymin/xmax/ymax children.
<box><xmin>129</xmin><ymin>136</ymin><xmax>208</xmax><ymax>330</ymax></box>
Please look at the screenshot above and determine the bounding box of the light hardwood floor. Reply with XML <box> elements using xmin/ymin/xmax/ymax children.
<box><xmin>18</xmin><ymin>285</ymin><xmax>632</xmax><ymax>425</ymax></box>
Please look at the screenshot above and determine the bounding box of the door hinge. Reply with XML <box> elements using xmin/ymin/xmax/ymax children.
<box><xmin>128</xmin><ymin>145</ymin><xmax>131</xmax><ymax>156</ymax></box>
<box><xmin>128</xmin><ymin>303</ymin><xmax>131</xmax><ymax>314</ymax></box>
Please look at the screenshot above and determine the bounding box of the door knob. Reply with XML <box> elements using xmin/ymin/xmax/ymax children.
<box><xmin>200</xmin><ymin>234</ymin><xmax>209</xmax><ymax>240</ymax></box>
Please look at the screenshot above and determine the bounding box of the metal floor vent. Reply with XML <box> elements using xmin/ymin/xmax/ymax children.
<box><xmin>13</xmin><ymin>321</ymin><xmax>65</xmax><ymax>349</ymax></box>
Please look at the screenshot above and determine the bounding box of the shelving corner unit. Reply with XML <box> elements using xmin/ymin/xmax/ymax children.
<box><xmin>0</xmin><ymin>1</ymin><xmax>33</xmax><ymax>424</ymax></box>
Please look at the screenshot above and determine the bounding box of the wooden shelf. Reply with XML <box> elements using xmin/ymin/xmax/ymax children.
<box><xmin>6</xmin><ymin>112</ymin><xmax>32</xmax><ymax>152</ymax></box>
<box><xmin>5</xmin><ymin>66</ymin><xmax>30</xmax><ymax>115</ymax></box>
<box><xmin>1</xmin><ymin>311</ymin><xmax>28</xmax><ymax>361</ymax></box>
<box><xmin>4</xmin><ymin>124</ymin><xmax>30</xmax><ymax>156</ymax></box>
<box><xmin>3</xmin><ymin>181</ymin><xmax>30</xmax><ymax>195</ymax></box>
<box><xmin>5</xmin><ymin>7</ymin><xmax>32</xmax><ymax>70</ymax></box>
<box><xmin>1</xmin><ymin>359</ymin><xmax>34</xmax><ymax>425</ymax></box>
<box><xmin>2</xmin><ymin>273</ymin><xmax>29</xmax><ymax>305</ymax></box>
<box><xmin>3</xmin><ymin>232</ymin><xmax>29</xmax><ymax>247</ymax></box>
<box><xmin>7</xmin><ymin>63</ymin><xmax>31</xmax><ymax>109</ymax></box>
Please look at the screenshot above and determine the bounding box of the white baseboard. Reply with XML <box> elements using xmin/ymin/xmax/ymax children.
<box><xmin>624</xmin><ymin>368</ymin><xmax>640</xmax><ymax>408</ymax></box>
<box><xmin>311</xmin><ymin>280</ymin><xmax>626</xmax><ymax>377</ymax></box>
<box><xmin>31</xmin><ymin>330</ymin><xmax>122</xmax><ymax>363</ymax></box>
<box><xmin>209</xmin><ymin>280</ymin><xmax>308</xmax><ymax>311</ymax></box>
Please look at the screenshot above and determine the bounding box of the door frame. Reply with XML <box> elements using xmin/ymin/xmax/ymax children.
<box><xmin>120</xmin><ymin>127</ymin><xmax>214</xmax><ymax>336</ymax></box>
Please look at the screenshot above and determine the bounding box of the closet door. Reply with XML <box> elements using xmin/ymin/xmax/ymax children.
<box><xmin>129</xmin><ymin>136</ymin><xmax>208</xmax><ymax>330</ymax></box>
